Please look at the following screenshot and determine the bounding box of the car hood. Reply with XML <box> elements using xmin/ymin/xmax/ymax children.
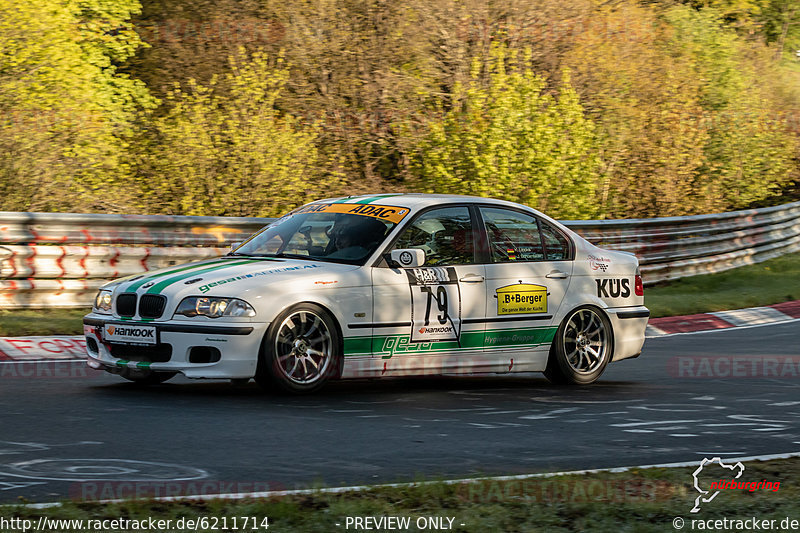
<box><xmin>106</xmin><ymin>257</ymin><xmax>361</xmax><ymax>299</ymax></box>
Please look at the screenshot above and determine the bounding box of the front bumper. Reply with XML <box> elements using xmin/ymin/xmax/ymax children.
<box><xmin>83</xmin><ymin>314</ymin><xmax>270</xmax><ymax>379</ymax></box>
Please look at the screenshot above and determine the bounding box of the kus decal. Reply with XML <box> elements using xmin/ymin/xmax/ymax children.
<box><xmin>496</xmin><ymin>283</ymin><xmax>548</xmax><ymax>315</ymax></box>
<box><xmin>198</xmin><ymin>264</ymin><xmax>321</xmax><ymax>293</ymax></box>
<box><xmin>596</xmin><ymin>278</ymin><xmax>631</xmax><ymax>298</ymax></box>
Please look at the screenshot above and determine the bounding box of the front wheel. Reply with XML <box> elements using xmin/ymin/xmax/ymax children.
<box><xmin>255</xmin><ymin>303</ymin><xmax>342</xmax><ymax>394</ymax></box>
<box><xmin>544</xmin><ymin>306</ymin><xmax>613</xmax><ymax>385</ymax></box>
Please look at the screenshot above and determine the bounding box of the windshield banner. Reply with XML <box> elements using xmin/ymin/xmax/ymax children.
<box><xmin>294</xmin><ymin>203</ymin><xmax>411</xmax><ymax>224</ymax></box>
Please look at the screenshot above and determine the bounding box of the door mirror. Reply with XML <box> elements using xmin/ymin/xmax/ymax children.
<box><xmin>390</xmin><ymin>249</ymin><xmax>425</xmax><ymax>268</ymax></box>
<box><xmin>230</xmin><ymin>241</ymin><xmax>243</xmax><ymax>252</ymax></box>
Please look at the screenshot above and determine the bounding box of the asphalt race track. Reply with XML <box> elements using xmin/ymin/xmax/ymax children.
<box><xmin>1</xmin><ymin>321</ymin><xmax>798</xmax><ymax>503</ymax></box>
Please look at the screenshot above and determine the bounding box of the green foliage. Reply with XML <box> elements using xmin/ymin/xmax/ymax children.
<box><xmin>140</xmin><ymin>50</ymin><xmax>339</xmax><ymax>217</ymax></box>
<box><xmin>760</xmin><ymin>0</ymin><xmax>800</xmax><ymax>59</ymax></box>
<box><xmin>665</xmin><ymin>5</ymin><xmax>798</xmax><ymax>209</ymax></box>
<box><xmin>410</xmin><ymin>45</ymin><xmax>600</xmax><ymax>219</ymax></box>
<box><xmin>676</xmin><ymin>0</ymin><xmax>767</xmax><ymax>29</ymax></box>
<box><xmin>0</xmin><ymin>0</ymin><xmax>155</xmax><ymax>212</ymax></box>
<box><xmin>564</xmin><ymin>3</ymin><xmax>713</xmax><ymax>217</ymax></box>
<box><xmin>0</xmin><ymin>0</ymin><xmax>799</xmax><ymax>218</ymax></box>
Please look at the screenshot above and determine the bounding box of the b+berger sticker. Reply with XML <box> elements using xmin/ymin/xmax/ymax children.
<box><xmin>496</xmin><ymin>283</ymin><xmax>548</xmax><ymax>315</ymax></box>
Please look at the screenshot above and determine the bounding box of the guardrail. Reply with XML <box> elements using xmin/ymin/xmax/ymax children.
<box><xmin>1</xmin><ymin>201</ymin><xmax>798</xmax><ymax>308</ymax></box>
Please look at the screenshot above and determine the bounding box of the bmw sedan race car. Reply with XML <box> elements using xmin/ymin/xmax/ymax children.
<box><xmin>83</xmin><ymin>194</ymin><xmax>649</xmax><ymax>393</ymax></box>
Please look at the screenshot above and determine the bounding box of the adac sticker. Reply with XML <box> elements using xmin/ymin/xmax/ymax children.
<box><xmin>293</xmin><ymin>203</ymin><xmax>410</xmax><ymax>224</ymax></box>
<box><xmin>496</xmin><ymin>283</ymin><xmax>548</xmax><ymax>315</ymax></box>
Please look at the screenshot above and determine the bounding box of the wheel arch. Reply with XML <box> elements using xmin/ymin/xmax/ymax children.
<box><xmin>551</xmin><ymin>302</ymin><xmax>617</xmax><ymax>359</ymax></box>
<box><xmin>257</xmin><ymin>299</ymin><xmax>346</xmax><ymax>380</ymax></box>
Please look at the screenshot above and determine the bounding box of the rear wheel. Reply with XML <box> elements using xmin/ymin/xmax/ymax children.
<box><xmin>255</xmin><ymin>303</ymin><xmax>342</xmax><ymax>394</ymax></box>
<box><xmin>544</xmin><ymin>306</ymin><xmax>613</xmax><ymax>385</ymax></box>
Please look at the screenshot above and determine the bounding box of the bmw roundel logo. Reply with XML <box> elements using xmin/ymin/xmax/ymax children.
<box><xmin>399</xmin><ymin>251</ymin><xmax>413</xmax><ymax>265</ymax></box>
<box><xmin>141</xmin><ymin>281</ymin><xmax>155</xmax><ymax>289</ymax></box>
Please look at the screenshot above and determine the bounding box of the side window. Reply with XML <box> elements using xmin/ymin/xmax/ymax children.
<box><xmin>480</xmin><ymin>207</ymin><xmax>544</xmax><ymax>262</ymax></box>
<box><xmin>540</xmin><ymin>221</ymin><xmax>571</xmax><ymax>261</ymax></box>
<box><xmin>392</xmin><ymin>207</ymin><xmax>475</xmax><ymax>265</ymax></box>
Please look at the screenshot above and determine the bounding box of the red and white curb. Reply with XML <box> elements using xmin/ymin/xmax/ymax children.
<box><xmin>0</xmin><ymin>336</ymin><xmax>86</xmax><ymax>361</ymax></box>
<box><xmin>646</xmin><ymin>300</ymin><xmax>800</xmax><ymax>337</ymax></box>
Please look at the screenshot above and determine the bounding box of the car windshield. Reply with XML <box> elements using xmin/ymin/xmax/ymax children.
<box><xmin>232</xmin><ymin>203</ymin><xmax>410</xmax><ymax>265</ymax></box>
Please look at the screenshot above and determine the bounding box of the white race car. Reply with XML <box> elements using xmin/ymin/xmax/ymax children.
<box><xmin>83</xmin><ymin>194</ymin><xmax>649</xmax><ymax>392</ymax></box>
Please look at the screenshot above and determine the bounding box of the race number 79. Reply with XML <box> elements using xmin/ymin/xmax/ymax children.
<box><xmin>419</xmin><ymin>285</ymin><xmax>448</xmax><ymax>326</ymax></box>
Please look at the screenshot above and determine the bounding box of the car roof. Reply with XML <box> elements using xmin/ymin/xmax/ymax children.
<box><xmin>315</xmin><ymin>193</ymin><xmax>536</xmax><ymax>212</ymax></box>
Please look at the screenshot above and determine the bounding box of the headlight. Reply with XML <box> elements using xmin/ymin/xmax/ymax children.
<box><xmin>174</xmin><ymin>297</ymin><xmax>256</xmax><ymax>318</ymax></box>
<box><xmin>93</xmin><ymin>290</ymin><xmax>113</xmax><ymax>314</ymax></box>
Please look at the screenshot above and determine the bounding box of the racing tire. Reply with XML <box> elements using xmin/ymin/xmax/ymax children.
<box><xmin>544</xmin><ymin>306</ymin><xmax>613</xmax><ymax>386</ymax></box>
<box><xmin>119</xmin><ymin>368</ymin><xmax>177</xmax><ymax>385</ymax></box>
<box><xmin>255</xmin><ymin>303</ymin><xmax>342</xmax><ymax>394</ymax></box>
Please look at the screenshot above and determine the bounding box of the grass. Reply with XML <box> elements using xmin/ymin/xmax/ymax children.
<box><xmin>645</xmin><ymin>251</ymin><xmax>800</xmax><ymax>318</ymax></box>
<box><xmin>0</xmin><ymin>252</ymin><xmax>798</xmax><ymax>336</ymax></box>
<box><xmin>0</xmin><ymin>308</ymin><xmax>87</xmax><ymax>336</ymax></box>
<box><xmin>3</xmin><ymin>457</ymin><xmax>799</xmax><ymax>532</ymax></box>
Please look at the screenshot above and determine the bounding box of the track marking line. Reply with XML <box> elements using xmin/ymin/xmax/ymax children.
<box><xmin>11</xmin><ymin>451</ymin><xmax>800</xmax><ymax>509</ymax></box>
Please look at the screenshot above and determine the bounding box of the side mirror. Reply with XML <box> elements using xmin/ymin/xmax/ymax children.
<box><xmin>230</xmin><ymin>241</ymin><xmax>243</xmax><ymax>252</ymax></box>
<box><xmin>390</xmin><ymin>249</ymin><xmax>425</xmax><ymax>268</ymax></box>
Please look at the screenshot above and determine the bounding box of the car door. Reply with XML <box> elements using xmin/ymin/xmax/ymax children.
<box><xmin>478</xmin><ymin>206</ymin><xmax>574</xmax><ymax>363</ymax></box>
<box><xmin>371</xmin><ymin>206</ymin><xmax>487</xmax><ymax>373</ymax></box>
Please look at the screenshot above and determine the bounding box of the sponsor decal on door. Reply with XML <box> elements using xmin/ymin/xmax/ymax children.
<box><xmin>496</xmin><ymin>283</ymin><xmax>548</xmax><ymax>315</ymax></box>
<box><xmin>405</xmin><ymin>267</ymin><xmax>462</xmax><ymax>343</ymax></box>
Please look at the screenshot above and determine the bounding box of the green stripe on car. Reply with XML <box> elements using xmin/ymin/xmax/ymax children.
<box><xmin>354</xmin><ymin>194</ymin><xmax>403</xmax><ymax>204</ymax></box>
<box><xmin>122</xmin><ymin>259</ymin><xmax>225</xmax><ymax>292</ymax></box>
<box><xmin>343</xmin><ymin>336</ymin><xmax>372</xmax><ymax>356</ymax></box>
<box><xmin>343</xmin><ymin>326</ymin><xmax>557</xmax><ymax>357</ymax></box>
<box><xmin>145</xmin><ymin>260</ymin><xmax>256</xmax><ymax>295</ymax></box>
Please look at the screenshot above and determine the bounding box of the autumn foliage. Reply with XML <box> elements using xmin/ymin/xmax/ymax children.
<box><xmin>1</xmin><ymin>0</ymin><xmax>798</xmax><ymax>218</ymax></box>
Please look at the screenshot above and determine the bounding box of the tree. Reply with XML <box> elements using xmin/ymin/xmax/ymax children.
<box><xmin>0</xmin><ymin>0</ymin><xmax>154</xmax><ymax>212</ymax></box>
<box><xmin>665</xmin><ymin>5</ymin><xmax>798</xmax><ymax>208</ymax></box>
<box><xmin>760</xmin><ymin>0</ymin><xmax>800</xmax><ymax>60</ymax></box>
<box><xmin>563</xmin><ymin>3</ymin><xmax>712</xmax><ymax>217</ymax></box>
<box><xmin>410</xmin><ymin>45</ymin><xmax>601</xmax><ymax>219</ymax></box>
<box><xmin>140</xmin><ymin>49</ymin><xmax>339</xmax><ymax>217</ymax></box>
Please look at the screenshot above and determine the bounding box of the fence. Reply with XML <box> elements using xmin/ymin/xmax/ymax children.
<box><xmin>1</xmin><ymin>201</ymin><xmax>799</xmax><ymax>308</ymax></box>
